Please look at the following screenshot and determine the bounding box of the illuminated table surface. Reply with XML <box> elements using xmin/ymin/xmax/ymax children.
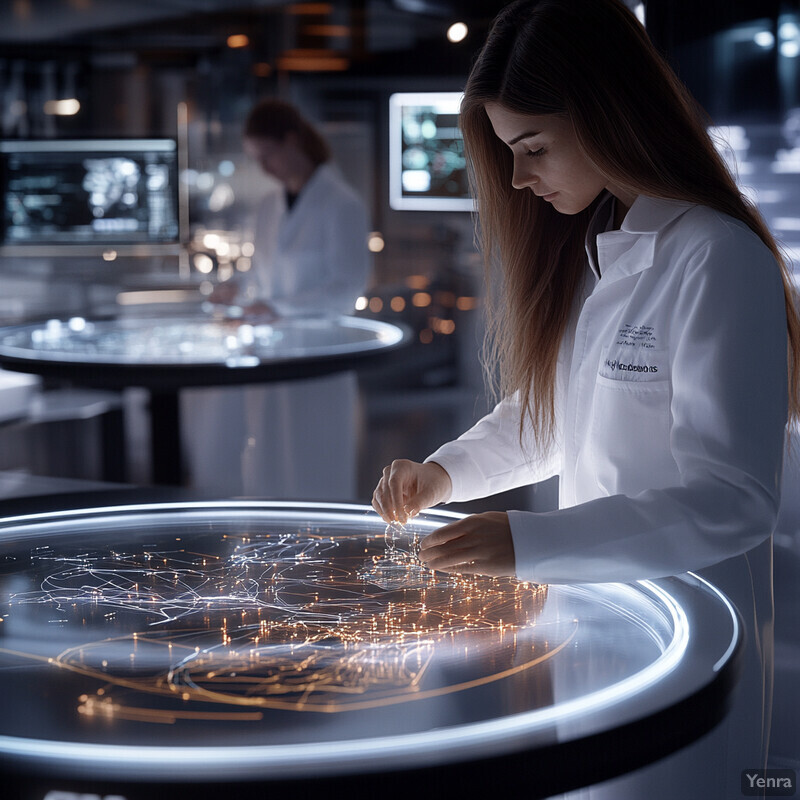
<box><xmin>0</xmin><ymin>315</ymin><xmax>408</xmax><ymax>485</ymax></box>
<box><xmin>0</xmin><ymin>501</ymin><xmax>741</xmax><ymax>800</ymax></box>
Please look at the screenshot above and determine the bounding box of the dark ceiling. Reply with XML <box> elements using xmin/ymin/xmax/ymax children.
<box><xmin>2</xmin><ymin>0</ymin><xmax>287</xmax><ymax>44</ymax></box>
<box><xmin>0</xmin><ymin>0</ymin><xmax>507</xmax><ymax>61</ymax></box>
<box><xmin>1</xmin><ymin>1</ymin><xmax>778</xmax><ymax>113</ymax></box>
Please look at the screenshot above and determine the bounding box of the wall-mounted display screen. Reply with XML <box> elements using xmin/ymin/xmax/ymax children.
<box><xmin>389</xmin><ymin>92</ymin><xmax>473</xmax><ymax>212</ymax></box>
<box><xmin>0</xmin><ymin>138</ymin><xmax>180</xmax><ymax>253</ymax></box>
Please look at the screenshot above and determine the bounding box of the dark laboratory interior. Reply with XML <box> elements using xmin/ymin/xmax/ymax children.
<box><xmin>0</xmin><ymin>1</ymin><xmax>797</xmax><ymax>799</ymax></box>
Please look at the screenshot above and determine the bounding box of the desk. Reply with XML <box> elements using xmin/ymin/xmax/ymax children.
<box><xmin>0</xmin><ymin>500</ymin><xmax>741</xmax><ymax>800</ymax></box>
<box><xmin>0</xmin><ymin>315</ymin><xmax>408</xmax><ymax>485</ymax></box>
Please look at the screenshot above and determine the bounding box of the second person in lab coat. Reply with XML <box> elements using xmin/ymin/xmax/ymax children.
<box><xmin>226</xmin><ymin>98</ymin><xmax>370</xmax><ymax>316</ymax></box>
<box><xmin>185</xmin><ymin>99</ymin><xmax>370</xmax><ymax>499</ymax></box>
<box><xmin>372</xmin><ymin>1</ymin><xmax>800</xmax><ymax>797</ymax></box>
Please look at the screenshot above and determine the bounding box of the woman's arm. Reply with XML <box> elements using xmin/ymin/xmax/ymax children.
<box><xmin>372</xmin><ymin>390</ymin><xmax>562</xmax><ymax>524</ymax></box>
<box><xmin>424</xmin><ymin>390</ymin><xmax>562</xmax><ymax>502</ymax></box>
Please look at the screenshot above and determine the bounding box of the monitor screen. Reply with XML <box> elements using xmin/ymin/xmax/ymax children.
<box><xmin>389</xmin><ymin>92</ymin><xmax>473</xmax><ymax>212</ymax></box>
<box><xmin>0</xmin><ymin>138</ymin><xmax>180</xmax><ymax>254</ymax></box>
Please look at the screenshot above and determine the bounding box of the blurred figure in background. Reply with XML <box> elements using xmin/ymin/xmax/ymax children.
<box><xmin>185</xmin><ymin>99</ymin><xmax>371</xmax><ymax>499</ymax></box>
<box><xmin>213</xmin><ymin>98</ymin><xmax>370</xmax><ymax>317</ymax></box>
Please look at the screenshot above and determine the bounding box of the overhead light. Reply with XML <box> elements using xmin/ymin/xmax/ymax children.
<box><xmin>754</xmin><ymin>31</ymin><xmax>775</xmax><ymax>48</ymax></box>
<box><xmin>447</xmin><ymin>22</ymin><xmax>468</xmax><ymax>44</ymax></box>
<box><xmin>193</xmin><ymin>253</ymin><xmax>214</xmax><ymax>274</ymax></box>
<box><xmin>405</xmin><ymin>274</ymin><xmax>429</xmax><ymax>290</ymax></box>
<box><xmin>43</xmin><ymin>98</ymin><xmax>80</xmax><ymax>116</ymax></box>
<box><xmin>456</xmin><ymin>296</ymin><xmax>477</xmax><ymax>311</ymax></box>
<box><xmin>287</xmin><ymin>3</ymin><xmax>333</xmax><ymax>14</ymax></box>
<box><xmin>278</xmin><ymin>56</ymin><xmax>349</xmax><ymax>71</ymax></box>
<box><xmin>781</xmin><ymin>40</ymin><xmax>800</xmax><ymax>58</ymax></box>
<box><xmin>412</xmin><ymin>292</ymin><xmax>432</xmax><ymax>308</ymax></box>
<box><xmin>303</xmin><ymin>24</ymin><xmax>350</xmax><ymax>37</ymax></box>
<box><xmin>367</xmin><ymin>232</ymin><xmax>385</xmax><ymax>253</ymax></box>
<box><xmin>277</xmin><ymin>50</ymin><xmax>349</xmax><ymax>71</ymax></box>
<box><xmin>202</xmin><ymin>233</ymin><xmax>221</xmax><ymax>250</ymax></box>
<box><xmin>227</xmin><ymin>34</ymin><xmax>249</xmax><ymax>49</ymax></box>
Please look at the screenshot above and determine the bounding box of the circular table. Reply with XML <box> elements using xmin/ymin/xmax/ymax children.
<box><xmin>0</xmin><ymin>501</ymin><xmax>741</xmax><ymax>800</ymax></box>
<box><xmin>0</xmin><ymin>315</ymin><xmax>409</xmax><ymax>485</ymax></box>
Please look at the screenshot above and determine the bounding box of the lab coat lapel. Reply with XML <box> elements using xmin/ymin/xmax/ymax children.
<box><xmin>596</xmin><ymin>232</ymin><xmax>656</xmax><ymax>282</ymax></box>
<box><xmin>595</xmin><ymin>195</ymin><xmax>694</xmax><ymax>283</ymax></box>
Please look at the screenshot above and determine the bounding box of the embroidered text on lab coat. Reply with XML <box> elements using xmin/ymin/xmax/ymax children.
<box><xmin>617</xmin><ymin>323</ymin><xmax>656</xmax><ymax>348</ymax></box>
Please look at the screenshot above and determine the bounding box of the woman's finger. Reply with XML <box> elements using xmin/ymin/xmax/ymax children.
<box><xmin>371</xmin><ymin>489</ymin><xmax>386</xmax><ymax>521</ymax></box>
<box><xmin>422</xmin><ymin>544</ymin><xmax>477</xmax><ymax>571</ymax></box>
<box><xmin>385</xmin><ymin>461</ymin><xmax>409</xmax><ymax>522</ymax></box>
<box><xmin>419</xmin><ymin>517</ymin><xmax>474</xmax><ymax>551</ymax></box>
<box><xmin>371</xmin><ymin>472</ymin><xmax>391</xmax><ymax>521</ymax></box>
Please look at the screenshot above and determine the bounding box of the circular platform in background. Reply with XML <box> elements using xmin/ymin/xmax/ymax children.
<box><xmin>0</xmin><ymin>315</ymin><xmax>409</xmax><ymax>388</ymax></box>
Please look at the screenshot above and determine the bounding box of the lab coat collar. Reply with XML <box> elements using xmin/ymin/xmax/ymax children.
<box><xmin>290</xmin><ymin>162</ymin><xmax>332</xmax><ymax>212</ymax></box>
<box><xmin>590</xmin><ymin>194</ymin><xmax>695</xmax><ymax>282</ymax></box>
<box><xmin>619</xmin><ymin>193</ymin><xmax>695</xmax><ymax>235</ymax></box>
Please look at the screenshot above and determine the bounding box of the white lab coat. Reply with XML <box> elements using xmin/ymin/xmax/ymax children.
<box><xmin>245</xmin><ymin>162</ymin><xmax>370</xmax><ymax>316</ymax></box>
<box><xmin>183</xmin><ymin>163</ymin><xmax>370</xmax><ymax>500</ymax></box>
<box><xmin>425</xmin><ymin>193</ymin><xmax>787</xmax><ymax>798</ymax></box>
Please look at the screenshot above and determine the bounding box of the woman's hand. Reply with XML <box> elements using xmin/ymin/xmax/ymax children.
<box><xmin>372</xmin><ymin>460</ymin><xmax>452</xmax><ymax>524</ymax></box>
<box><xmin>419</xmin><ymin>512</ymin><xmax>515</xmax><ymax>577</ymax></box>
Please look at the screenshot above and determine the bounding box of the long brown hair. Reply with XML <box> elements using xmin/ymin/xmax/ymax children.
<box><xmin>244</xmin><ymin>99</ymin><xmax>331</xmax><ymax>166</ymax></box>
<box><xmin>462</xmin><ymin>0</ymin><xmax>800</xmax><ymax>449</ymax></box>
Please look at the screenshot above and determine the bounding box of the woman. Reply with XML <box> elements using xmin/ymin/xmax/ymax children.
<box><xmin>214</xmin><ymin>98</ymin><xmax>370</xmax><ymax>317</ymax></box>
<box><xmin>186</xmin><ymin>100</ymin><xmax>370</xmax><ymax>499</ymax></box>
<box><xmin>372</xmin><ymin>1</ymin><xmax>799</xmax><ymax>797</ymax></box>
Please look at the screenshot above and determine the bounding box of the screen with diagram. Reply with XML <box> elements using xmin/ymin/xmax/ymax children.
<box><xmin>0</xmin><ymin>138</ymin><xmax>180</xmax><ymax>249</ymax></box>
<box><xmin>389</xmin><ymin>92</ymin><xmax>472</xmax><ymax>212</ymax></box>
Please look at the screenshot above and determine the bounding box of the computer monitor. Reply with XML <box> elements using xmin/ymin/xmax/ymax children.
<box><xmin>388</xmin><ymin>92</ymin><xmax>473</xmax><ymax>212</ymax></box>
<box><xmin>0</xmin><ymin>138</ymin><xmax>181</xmax><ymax>256</ymax></box>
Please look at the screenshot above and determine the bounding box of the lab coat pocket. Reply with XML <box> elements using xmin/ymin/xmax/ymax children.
<box><xmin>588</xmin><ymin>348</ymin><xmax>675</xmax><ymax>496</ymax></box>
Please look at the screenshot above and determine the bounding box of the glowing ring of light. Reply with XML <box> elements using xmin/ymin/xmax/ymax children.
<box><xmin>0</xmin><ymin>501</ymin><xmax>737</xmax><ymax>780</ymax></box>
